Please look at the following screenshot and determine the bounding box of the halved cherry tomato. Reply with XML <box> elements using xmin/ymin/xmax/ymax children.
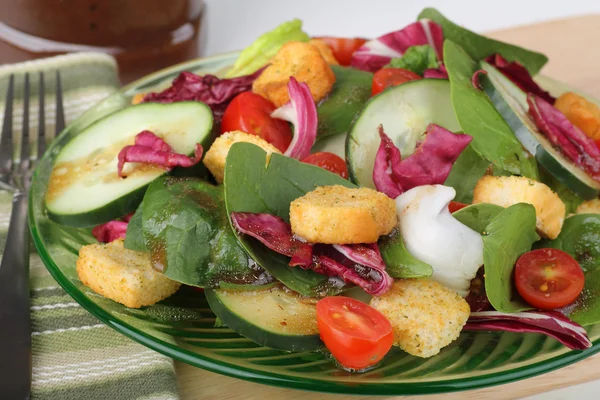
<box><xmin>448</xmin><ymin>201</ymin><xmax>469</xmax><ymax>213</ymax></box>
<box><xmin>515</xmin><ymin>248</ymin><xmax>585</xmax><ymax>310</ymax></box>
<box><xmin>316</xmin><ymin>296</ymin><xmax>393</xmax><ymax>370</ymax></box>
<box><xmin>221</xmin><ymin>92</ymin><xmax>292</xmax><ymax>152</ymax></box>
<box><xmin>302</xmin><ymin>152</ymin><xmax>348</xmax><ymax>179</ymax></box>
<box><xmin>314</xmin><ymin>37</ymin><xmax>367</xmax><ymax>66</ymax></box>
<box><xmin>371</xmin><ymin>68</ymin><xmax>422</xmax><ymax>96</ymax></box>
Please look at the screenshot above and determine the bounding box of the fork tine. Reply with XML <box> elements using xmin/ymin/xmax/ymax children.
<box><xmin>0</xmin><ymin>75</ymin><xmax>14</xmax><ymax>175</ymax></box>
<box><xmin>55</xmin><ymin>71</ymin><xmax>65</xmax><ymax>136</ymax></box>
<box><xmin>37</xmin><ymin>72</ymin><xmax>45</xmax><ymax>160</ymax></box>
<box><xmin>20</xmin><ymin>73</ymin><xmax>30</xmax><ymax>167</ymax></box>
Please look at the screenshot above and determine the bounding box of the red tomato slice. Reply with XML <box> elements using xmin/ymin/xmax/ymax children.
<box><xmin>316</xmin><ymin>296</ymin><xmax>393</xmax><ymax>370</ymax></box>
<box><xmin>448</xmin><ymin>201</ymin><xmax>469</xmax><ymax>213</ymax></box>
<box><xmin>371</xmin><ymin>68</ymin><xmax>422</xmax><ymax>96</ymax></box>
<box><xmin>302</xmin><ymin>152</ymin><xmax>348</xmax><ymax>179</ymax></box>
<box><xmin>220</xmin><ymin>92</ymin><xmax>292</xmax><ymax>152</ymax></box>
<box><xmin>314</xmin><ymin>37</ymin><xmax>367</xmax><ymax>66</ymax></box>
<box><xmin>515</xmin><ymin>248</ymin><xmax>585</xmax><ymax>310</ymax></box>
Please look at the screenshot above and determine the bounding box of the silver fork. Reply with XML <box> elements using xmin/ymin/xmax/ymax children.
<box><xmin>0</xmin><ymin>72</ymin><xmax>65</xmax><ymax>399</ymax></box>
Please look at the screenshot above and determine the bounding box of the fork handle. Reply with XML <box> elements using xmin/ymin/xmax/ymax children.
<box><xmin>0</xmin><ymin>192</ymin><xmax>32</xmax><ymax>399</ymax></box>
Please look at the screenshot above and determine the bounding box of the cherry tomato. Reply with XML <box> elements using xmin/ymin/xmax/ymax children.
<box><xmin>448</xmin><ymin>201</ymin><xmax>469</xmax><ymax>213</ymax></box>
<box><xmin>314</xmin><ymin>37</ymin><xmax>367</xmax><ymax>66</ymax></box>
<box><xmin>302</xmin><ymin>152</ymin><xmax>349</xmax><ymax>179</ymax></box>
<box><xmin>221</xmin><ymin>92</ymin><xmax>292</xmax><ymax>152</ymax></box>
<box><xmin>595</xmin><ymin>139</ymin><xmax>600</xmax><ymax>151</ymax></box>
<box><xmin>316</xmin><ymin>296</ymin><xmax>393</xmax><ymax>370</ymax></box>
<box><xmin>515</xmin><ymin>248</ymin><xmax>585</xmax><ymax>310</ymax></box>
<box><xmin>371</xmin><ymin>68</ymin><xmax>422</xmax><ymax>96</ymax></box>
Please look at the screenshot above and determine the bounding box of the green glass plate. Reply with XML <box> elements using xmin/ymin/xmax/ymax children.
<box><xmin>29</xmin><ymin>52</ymin><xmax>600</xmax><ymax>395</ymax></box>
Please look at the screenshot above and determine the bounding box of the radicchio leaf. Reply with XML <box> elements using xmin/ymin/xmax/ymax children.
<box><xmin>373</xmin><ymin>124</ymin><xmax>472</xmax><ymax>198</ymax></box>
<box><xmin>464</xmin><ymin>311</ymin><xmax>592</xmax><ymax>350</ymax></box>
<box><xmin>117</xmin><ymin>131</ymin><xmax>203</xmax><ymax>178</ymax></box>
<box><xmin>142</xmin><ymin>68</ymin><xmax>265</xmax><ymax>121</ymax></box>
<box><xmin>423</xmin><ymin>64</ymin><xmax>448</xmax><ymax>79</ymax></box>
<box><xmin>271</xmin><ymin>77</ymin><xmax>318</xmax><ymax>160</ymax></box>
<box><xmin>351</xmin><ymin>20</ymin><xmax>444</xmax><ymax>72</ymax></box>
<box><xmin>485</xmin><ymin>54</ymin><xmax>555</xmax><ymax>103</ymax></box>
<box><xmin>231</xmin><ymin>212</ymin><xmax>392</xmax><ymax>295</ymax></box>
<box><xmin>92</xmin><ymin>220</ymin><xmax>128</xmax><ymax>243</ymax></box>
<box><xmin>528</xmin><ymin>94</ymin><xmax>600</xmax><ymax>181</ymax></box>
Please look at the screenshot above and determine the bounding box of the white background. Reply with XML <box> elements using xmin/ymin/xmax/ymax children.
<box><xmin>200</xmin><ymin>1</ymin><xmax>600</xmax><ymax>399</ymax></box>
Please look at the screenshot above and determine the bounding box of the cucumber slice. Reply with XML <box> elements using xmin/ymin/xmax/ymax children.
<box><xmin>45</xmin><ymin>102</ymin><xmax>214</xmax><ymax>227</ymax></box>
<box><xmin>311</xmin><ymin>132</ymin><xmax>346</xmax><ymax>158</ymax></box>
<box><xmin>205</xmin><ymin>285</ymin><xmax>322</xmax><ymax>351</ymax></box>
<box><xmin>481</xmin><ymin>62</ymin><xmax>600</xmax><ymax>199</ymax></box>
<box><xmin>346</xmin><ymin>79</ymin><xmax>460</xmax><ymax>188</ymax></box>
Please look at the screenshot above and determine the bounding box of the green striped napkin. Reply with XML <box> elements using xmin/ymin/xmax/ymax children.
<box><xmin>0</xmin><ymin>53</ymin><xmax>179</xmax><ymax>400</ymax></box>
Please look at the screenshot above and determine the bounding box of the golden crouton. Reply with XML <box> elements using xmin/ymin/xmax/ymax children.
<box><xmin>370</xmin><ymin>279</ymin><xmax>470</xmax><ymax>358</ymax></box>
<box><xmin>472</xmin><ymin>175</ymin><xmax>565</xmax><ymax>239</ymax></box>
<box><xmin>289</xmin><ymin>185</ymin><xmax>397</xmax><ymax>244</ymax></box>
<box><xmin>252</xmin><ymin>41</ymin><xmax>336</xmax><ymax>107</ymax></box>
<box><xmin>576</xmin><ymin>198</ymin><xmax>600</xmax><ymax>214</ymax></box>
<box><xmin>308</xmin><ymin>39</ymin><xmax>339</xmax><ymax>65</ymax></box>
<box><xmin>555</xmin><ymin>92</ymin><xmax>600</xmax><ymax>141</ymax></box>
<box><xmin>76</xmin><ymin>240</ymin><xmax>181</xmax><ymax>309</ymax></box>
<box><xmin>203</xmin><ymin>130</ymin><xmax>281</xmax><ymax>183</ymax></box>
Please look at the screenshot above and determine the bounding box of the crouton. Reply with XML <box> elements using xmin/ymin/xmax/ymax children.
<box><xmin>131</xmin><ymin>93</ymin><xmax>145</xmax><ymax>105</ymax></box>
<box><xmin>555</xmin><ymin>92</ymin><xmax>600</xmax><ymax>141</ymax></box>
<box><xmin>252</xmin><ymin>41</ymin><xmax>336</xmax><ymax>107</ymax></box>
<box><xmin>308</xmin><ymin>39</ymin><xmax>339</xmax><ymax>65</ymax></box>
<box><xmin>289</xmin><ymin>185</ymin><xmax>397</xmax><ymax>244</ymax></box>
<box><xmin>370</xmin><ymin>279</ymin><xmax>470</xmax><ymax>358</ymax></box>
<box><xmin>203</xmin><ymin>130</ymin><xmax>281</xmax><ymax>183</ymax></box>
<box><xmin>576</xmin><ymin>198</ymin><xmax>600</xmax><ymax>214</ymax></box>
<box><xmin>472</xmin><ymin>175</ymin><xmax>565</xmax><ymax>239</ymax></box>
<box><xmin>76</xmin><ymin>240</ymin><xmax>181</xmax><ymax>308</ymax></box>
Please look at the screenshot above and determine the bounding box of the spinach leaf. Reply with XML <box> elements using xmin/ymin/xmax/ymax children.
<box><xmin>452</xmin><ymin>203</ymin><xmax>504</xmax><ymax>234</ymax></box>
<box><xmin>444</xmin><ymin>40</ymin><xmax>539</xmax><ymax>180</ymax></box>
<box><xmin>539</xmin><ymin>167</ymin><xmax>584</xmax><ymax>215</ymax></box>
<box><xmin>378</xmin><ymin>229</ymin><xmax>432</xmax><ymax>278</ymax></box>
<box><xmin>418</xmin><ymin>8</ymin><xmax>548</xmax><ymax>74</ymax></box>
<box><xmin>483</xmin><ymin>203</ymin><xmax>539</xmax><ymax>313</ymax></box>
<box><xmin>387</xmin><ymin>45</ymin><xmax>439</xmax><ymax>75</ymax></box>
<box><xmin>444</xmin><ymin>145</ymin><xmax>490</xmax><ymax>203</ymax></box>
<box><xmin>141</xmin><ymin>177</ymin><xmax>261</xmax><ymax>287</ymax></box>
<box><xmin>317</xmin><ymin>65</ymin><xmax>373</xmax><ymax>140</ymax></box>
<box><xmin>224</xmin><ymin>142</ymin><xmax>355</xmax><ymax>296</ymax></box>
<box><xmin>538</xmin><ymin>214</ymin><xmax>600</xmax><ymax>325</ymax></box>
<box><xmin>124</xmin><ymin>206</ymin><xmax>146</xmax><ymax>252</ymax></box>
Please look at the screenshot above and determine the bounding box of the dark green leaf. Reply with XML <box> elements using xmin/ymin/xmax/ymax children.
<box><xmin>378</xmin><ymin>229</ymin><xmax>432</xmax><ymax>278</ymax></box>
<box><xmin>317</xmin><ymin>65</ymin><xmax>373</xmax><ymax>140</ymax></box>
<box><xmin>538</xmin><ymin>214</ymin><xmax>600</xmax><ymax>325</ymax></box>
<box><xmin>387</xmin><ymin>45</ymin><xmax>439</xmax><ymax>75</ymax></box>
<box><xmin>224</xmin><ymin>142</ymin><xmax>355</xmax><ymax>296</ymax></box>
<box><xmin>539</xmin><ymin>166</ymin><xmax>584</xmax><ymax>215</ymax></box>
<box><xmin>418</xmin><ymin>8</ymin><xmax>548</xmax><ymax>74</ymax></box>
<box><xmin>444</xmin><ymin>40</ymin><xmax>539</xmax><ymax>180</ymax></box>
<box><xmin>141</xmin><ymin>177</ymin><xmax>261</xmax><ymax>287</ymax></box>
<box><xmin>444</xmin><ymin>145</ymin><xmax>490</xmax><ymax>203</ymax></box>
<box><xmin>124</xmin><ymin>206</ymin><xmax>146</xmax><ymax>252</ymax></box>
<box><xmin>452</xmin><ymin>203</ymin><xmax>504</xmax><ymax>234</ymax></box>
<box><xmin>483</xmin><ymin>203</ymin><xmax>539</xmax><ymax>313</ymax></box>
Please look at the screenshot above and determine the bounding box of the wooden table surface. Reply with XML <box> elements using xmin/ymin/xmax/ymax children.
<box><xmin>175</xmin><ymin>14</ymin><xmax>600</xmax><ymax>400</ymax></box>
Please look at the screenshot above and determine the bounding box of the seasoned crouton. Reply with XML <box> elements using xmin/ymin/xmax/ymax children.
<box><xmin>290</xmin><ymin>185</ymin><xmax>397</xmax><ymax>244</ymax></box>
<box><xmin>308</xmin><ymin>39</ymin><xmax>339</xmax><ymax>65</ymax></box>
<box><xmin>252</xmin><ymin>41</ymin><xmax>336</xmax><ymax>107</ymax></box>
<box><xmin>76</xmin><ymin>240</ymin><xmax>180</xmax><ymax>308</ymax></box>
<box><xmin>576</xmin><ymin>198</ymin><xmax>600</xmax><ymax>214</ymax></box>
<box><xmin>555</xmin><ymin>92</ymin><xmax>600</xmax><ymax>140</ymax></box>
<box><xmin>203</xmin><ymin>130</ymin><xmax>281</xmax><ymax>183</ymax></box>
<box><xmin>472</xmin><ymin>175</ymin><xmax>565</xmax><ymax>239</ymax></box>
<box><xmin>370</xmin><ymin>279</ymin><xmax>470</xmax><ymax>358</ymax></box>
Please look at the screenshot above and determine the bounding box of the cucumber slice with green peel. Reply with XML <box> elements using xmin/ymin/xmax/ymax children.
<box><xmin>346</xmin><ymin>79</ymin><xmax>461</xmax><ymax>188</ymax></box>
<box><xmin>311</xmin><ymin>132</ymin><xmax>346</xmax><ymax>158</ymax></box>
<box><xmin>205</xmin><ymin>285</ymin><xmax>322</xmax><ymax>351</ymax></box>
<box><xmin>481</xmin><ymin>62</ymin><xmax>600</xmax><ymax>199</ymax></box>
<box><xmin>45</xmin><ymin>101</ymin><xmax>214</xmax><ymax>227</ymax></box>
